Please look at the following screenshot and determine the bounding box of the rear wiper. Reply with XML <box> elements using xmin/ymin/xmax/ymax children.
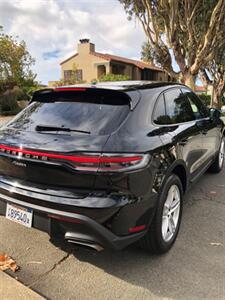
<box><xmin>35</xmin><ymin>125</ymin><xmax>91</xmax><ymax>134</ymax></box>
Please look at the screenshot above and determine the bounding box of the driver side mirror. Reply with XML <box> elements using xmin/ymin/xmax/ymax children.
<box><xmin>209</xmin><ymin>108</ymin><xmax>221</xmax><ymax>121</ymax></box>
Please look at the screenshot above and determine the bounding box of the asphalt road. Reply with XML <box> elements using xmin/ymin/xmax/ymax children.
<box><xmin>1</xmin><ymin>165</ymin><xmax>225</xmax><ymax>300</ymax></box>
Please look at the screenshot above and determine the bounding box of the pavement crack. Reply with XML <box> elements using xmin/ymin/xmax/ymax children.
<box><xmin>27</xmin><ymin>252</ymin><xmax>70</xmax><ymax>288</ymax></box>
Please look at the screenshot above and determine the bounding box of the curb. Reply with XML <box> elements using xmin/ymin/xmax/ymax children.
<box><xmin>0</xmin><ymin>271</ymin><xmax>44</xmax><ymax>300</ymax></box>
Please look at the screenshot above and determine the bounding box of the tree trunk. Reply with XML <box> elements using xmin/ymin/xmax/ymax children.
<box><xmin>211</xmin><ymin>90</ymin><xmax>220</xmax><ymax>108</ymax></box>
<box><xmin>184</xmin><ymin>73</ymin><xmax>196</xmax><ymax>90</ymax></box>
<box><xmin>211</xmin><ymin>83</ymin><xmax>224</xmax><ymax>108</ymax></box>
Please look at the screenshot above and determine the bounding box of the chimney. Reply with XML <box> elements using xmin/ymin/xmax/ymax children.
<box><xmin>77</xmin><ymin>39</ymin><xmax>95</xmax><ymax>54</ymax></box>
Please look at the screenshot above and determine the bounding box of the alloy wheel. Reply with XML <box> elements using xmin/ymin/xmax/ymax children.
<box><xmin>219</xmin><ymin>140</ymin><xmax>224</xmax><ymax>169</ymax></box>
<box><xmin>162</xmin><ymin>184</ymin><xmax>181</xmax><ymax>242</ymax></box>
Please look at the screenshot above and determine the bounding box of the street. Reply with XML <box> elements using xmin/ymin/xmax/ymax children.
<box><xmin>0</xmin><ymin>165</ymin><xmax>225</xmax><ymax>299</ymax></box>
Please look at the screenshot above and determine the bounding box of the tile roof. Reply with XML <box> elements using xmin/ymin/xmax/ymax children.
<box><xmin>195</xmin><ymin>86</ymin><xmax>207</xmax><ymax>92</ymax></box>
<box><xmin>90</xmin><ymin>51</ymin><xmax>163</xmax><ymax>72</ymax></box>
<box><xmin>60</xmin><ymin>51</ymin><xmax>163</xmax><ymax>72</ymax></box>
<box><xmin>60</xmin><ymin>54</ymin><xmax>78</xmax><ymax>65</ymax></box>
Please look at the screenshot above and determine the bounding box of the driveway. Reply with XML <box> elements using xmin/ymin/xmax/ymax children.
<box><xmin>1</xmin><ymin>166</ymin><xmax>225</xmax><ymax>299</ymax></box>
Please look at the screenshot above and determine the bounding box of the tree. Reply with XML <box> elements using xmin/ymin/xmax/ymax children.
<box><xmin>0</xmin><ymin>26</ymin><xmax>36</xmax><ymax>92</ymax></box>
<box><xmin>141</xmin><ymin>41</ymin><xmax>154</xmax><ymax>63</ymax></box>
<box><xmin>119</xmin><ymin>0</ymin><xmax>225</xmax><ymax>90</ymax></box>
<box><xmin>199</xmin><ymin>46</ymin><xmax>225</xmax><ymax>108</ymax></box>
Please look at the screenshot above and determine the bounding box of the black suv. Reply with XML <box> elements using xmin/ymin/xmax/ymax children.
<box><xmin>0</xmin><ymin>81</ymin><xmax>224</xmax><ymax>254</ymax></box>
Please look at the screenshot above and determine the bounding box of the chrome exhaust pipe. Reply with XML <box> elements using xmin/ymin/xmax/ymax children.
<box><xmin>67</xmin><ymin>239</ymin><xmax>103</xmax><ymax>252</ymax></box>
<box><xmin>65</xmin><ymin>232</ymin><xmax>104</xmax><ymax>252</ymax></box>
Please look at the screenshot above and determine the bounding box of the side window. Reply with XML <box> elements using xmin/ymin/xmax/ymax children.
<box><xmin>164</xmin><ymin>88</ymin><xmax>195</xmax><ymax>124</ymax></box>
<box><xmin>181</xmin><ymin>88</ymin><xmax>208</xmax><ymax>119</ymax></box>
<box><xmin>153</xmin><ymin>94</ymin><xmax>170</xmax><ymax>125</ymax></box>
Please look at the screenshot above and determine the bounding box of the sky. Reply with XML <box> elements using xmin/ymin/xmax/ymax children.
<box><xmin>0</xmin><ymin>0</ymin><xmax>148</xmax><ymax>84</ymax></box>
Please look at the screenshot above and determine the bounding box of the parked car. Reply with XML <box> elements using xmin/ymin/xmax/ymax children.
<box><xmin>0</xmin><ymin>81</ymin><xmax>224</xmax><ymax>254</ymax></box>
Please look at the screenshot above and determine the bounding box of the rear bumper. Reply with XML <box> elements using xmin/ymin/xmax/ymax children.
<box><xmin>0</xmin><ymin>192</ymin><xmax>150</xmax><ymax>250</ymax></box>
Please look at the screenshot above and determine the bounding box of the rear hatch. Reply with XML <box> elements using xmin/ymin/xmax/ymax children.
<box><xmin>0</xmin><ymin>88</ymin><xmax>131</xmax><ymax>192</ymax></box>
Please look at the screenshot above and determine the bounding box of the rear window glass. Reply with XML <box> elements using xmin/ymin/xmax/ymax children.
<box><xmin>7</xmin><ymin>101</ymin><xmax>129</xmax><ymax>135</ymax></box>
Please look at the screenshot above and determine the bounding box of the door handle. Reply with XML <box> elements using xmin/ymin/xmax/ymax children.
<box><xmin>179</xmin><ymin>139</ymin><xmax>188</xmax><ymax>146</ymax></box>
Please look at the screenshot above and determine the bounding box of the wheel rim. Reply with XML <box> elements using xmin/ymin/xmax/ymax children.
<box><xmin>162</xmin><ymin>185</ymin><xmax>181</xmax><ymax>242</ymax></box>
<box><xmin>219</xmin><ymin>140</ymin><xmax>224</xmax><ymax>169</ymax></box>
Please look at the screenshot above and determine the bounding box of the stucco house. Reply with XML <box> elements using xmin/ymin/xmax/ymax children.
<box><xmin>194</xmin><ymin>85</ymin><xmax>213</xmax><ymax>96</ymax></box>
<box><xmin>59</xmin><ymin>39</ymin><xmax>170</xmax><ymax>83</ymax></box>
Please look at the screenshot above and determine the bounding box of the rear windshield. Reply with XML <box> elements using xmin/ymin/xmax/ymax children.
<box><xmin>7</xmin><ymin>100</ymin><xmax>129</xmax><ymax>135</ymax></box>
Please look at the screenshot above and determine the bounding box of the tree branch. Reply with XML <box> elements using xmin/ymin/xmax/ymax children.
<box><xmin>191</xmin><ymin>0</ymin><xmax>225</xmax><ymax>74</ymax></box>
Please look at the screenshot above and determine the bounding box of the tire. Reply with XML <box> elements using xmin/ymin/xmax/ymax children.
<box><xmin>139</xmin><ymin>174</ymin><xmax>183</xmax><ymax>254</ymax></box>
<box><xmin>208</xmin><ymin>139</ymin><xmax>224</xmax><ymax>173</ymax></box>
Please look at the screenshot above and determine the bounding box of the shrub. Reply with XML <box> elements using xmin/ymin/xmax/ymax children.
<box><xmin>99</xmin><ymin>73</ymin><xmax>131</xmax><ymax>82</ymax></box>
<box><xmin>51</xmin><ymin>79</ymin><xmax>86</xmax><ymax>87</ymax></box>
<box><xmin>0</xmin><ymin>88</ymin><xmax>22</xmax><ymax>115</ymax></box>
<box><xmin>198</xmin><ymin>94</ymin><xmax>211</xmax><ymax>107</ymax></box>
<box><xmin>10</xmin><ymin>86</ymin><xmax>30</xmax><ymax>101</ymax></box>
<box><xmin>22</xmin><ymin>85</ymin><xmax>41</xmax><ymax>99</ymax></box>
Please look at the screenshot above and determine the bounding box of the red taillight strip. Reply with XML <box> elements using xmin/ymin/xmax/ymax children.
<box><xmin>0</xmin><ymin>144</ymin><xmax>143</xmax><ymax>164</ymax></box>
<box><xmin>99</xmin><ymin>156</ymin><xmax>142</xmax><ymax>163</ymax></box>
<box><xmin>0</xmin><ymin>144</ymin><xmax>100</xmax><ymax>163</ymax></box>
<box><xmin>54</xmin><ymin>87</ymin><xmax>86</xmax><ymax>92</ymax></box>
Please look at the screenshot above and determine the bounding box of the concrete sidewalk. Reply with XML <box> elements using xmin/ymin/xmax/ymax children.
<box><xmin>0</xmin><ymin>271</ymin><xmax>44</xmax><ymax>300</ymax></box>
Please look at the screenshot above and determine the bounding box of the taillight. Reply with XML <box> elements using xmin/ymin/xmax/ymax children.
<box><xmin>54</xmin><ymin>87</ymin><xmax>86</xmax><ymax>92</ymax></box>
<box><xmin>0</xmin><ymin>144</ymin><xmax>150</xmax><ymax>172</ymax></box>
<box><xmin>97</xmin><ymin>153</ymin><xmax>150</xmax><ymax>172</ymax></box>
<box><xmin>59</xmin><ymin>153</ymin><xmax>150</xmax><ymax>172</ymax></box>
<box><xmin>67</xmin><ymin>153</ymin><xmax>150</xmax><ymax>172</ymax></box>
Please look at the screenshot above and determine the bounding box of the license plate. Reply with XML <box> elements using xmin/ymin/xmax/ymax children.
<box><xmin>6</xmin><ymin>203</ymin><xmax>33</xmax><ymax>228</ymax></box>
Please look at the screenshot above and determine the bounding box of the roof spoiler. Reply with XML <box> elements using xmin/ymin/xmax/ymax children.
<box><xmin>31</xmin><ymin>87</ymin><xmax>140</xmax><ymax>110</ymax></box>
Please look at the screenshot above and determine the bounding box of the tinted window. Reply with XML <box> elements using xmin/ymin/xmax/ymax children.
<box><xmin>7</xmin><ymin>101</ymin><xmax>129</xmax><ymax>136</ymax></box>
<box><xmin>185</xmin><ymin>94</ymin><xmax>202</xmax><ymax>119</ymax></box>
<box><xmin>153</xmin><ymin>94</ymin><xmax>164</xmax><ymax>123</ymax></box>
<box><xmin>164</xmin><ymin>88</ymin><xmax>195</xmax><ymax>124</ymax></box>
<box><xmin>181</xmin><ymin>88</ymin><xmax>208</xmax><ymax>118</ymax></box>
<box><xmin>153</xmin><ymin>94</ymin><xmax>170</xmax><ymax>125</ymax></box>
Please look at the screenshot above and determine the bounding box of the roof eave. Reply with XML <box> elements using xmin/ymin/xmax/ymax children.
<box><xmin>60</xmin><ymin>53</ymin><xmax>78</xmax><ymax>65</ymax></box>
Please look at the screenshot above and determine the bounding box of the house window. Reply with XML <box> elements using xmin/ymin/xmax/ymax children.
<box><xmin>64</xmin><ymin>70</ymin><xmax>72</xmax><ymax>81</ymax></box>
<box><xmin>141</xmin><ymin>69</ymin><xmax>157</xmax><ymax>80</ymax></box>
<box><xmin>76</xmin><ymin>69</ymin><xmax>83</xmax><ymax>81</ymax></box>
<box><xmin>111</xmin><ymin>63</ymin><xmax>125</xmax><ymax>75</ymax></box>
<box><xmin>64</xmin><ymin>69</ymin><xmax>83</xmax><ymax>81</ymax></box>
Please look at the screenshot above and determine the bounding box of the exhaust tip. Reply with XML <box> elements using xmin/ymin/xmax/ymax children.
<box><xmin>66</xmin><ymin>239</ymin><xmax>104</xmax><ymax>252</ymax></box>
<box><xmin>65</xmin><ymin>232</ymin><xmax>104</xmax><ymax>252</ymax></box>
